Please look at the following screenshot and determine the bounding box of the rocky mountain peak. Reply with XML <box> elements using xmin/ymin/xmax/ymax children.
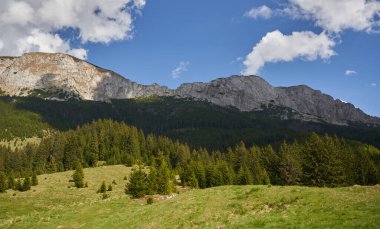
<box><xmin>0</xmin><ymin>52</ymin><xmax>379</xmax><ymax>126</ymax></box>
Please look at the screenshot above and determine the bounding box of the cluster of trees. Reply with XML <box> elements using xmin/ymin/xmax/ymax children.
<box><xmin>0</xmin><ymin>171</ymin><xmax>38</xmax><ymax>192</ymax></box>
<box><xmin>126</xmin><ymin>156</ymin><xmax>175</xmax><ymax>198</ymax></box>
<box><xmin>0</xmin><ymin>120</ymin><xmax>379</xmax><ymax>195</ymax></box>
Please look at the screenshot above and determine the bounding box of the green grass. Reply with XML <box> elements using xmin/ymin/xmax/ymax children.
<box><xmin>1</xmin><ymin>166</ymin><xmax>380</xmax><ymax>228</ymax></box>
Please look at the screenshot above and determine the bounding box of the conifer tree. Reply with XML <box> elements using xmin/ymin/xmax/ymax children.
<box><xmin>99</xmin><ymin>181</ymin><xmax>107</xmax><ymax>193</ymax></box>
<box><xmin>125</xmin><ymin>167</ymin><xmax>148</xmax><ymax>198</ymax></box>
<box><xmin>0</xmin><ymin>172</ymin><xmax>7</xmax><ymax>192</ymax></box>
<box><xmin>32</xmin><ymin>172</ymin><xmax>38</xmax><ymax>186</ymax></box>
<box><xmin>73</xmin><ymin>163</ymin><xmax>85</xmax><ymax>188</ymax></box>
<box><xmin>22</xmin><ymin>177</ymin><xmax>31</xmax><ymax>191</ymax></box>
<box><xmin>15</xmin><ymin>179</ymin><xmax>22</xmax><ymax>191</ymax></box>
<box><xmin>155</xmin><ymin>157</ymin><xmax>174</xmax><ymax>194</ymax></box>
<box><xmin>279</xmin><ymin>141</ymin><xmax>302</xmax><ymax>185</ymax></box>
<box><xmin>7</xmin><ymin>175</ymin><xmax>15</xmax><ymax>190</ymax></box>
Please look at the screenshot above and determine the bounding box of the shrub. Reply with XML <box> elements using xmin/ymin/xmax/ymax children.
<box><xmin>147</xmin><ymin>196</ymin><xmax>154</xmax><ymax>205</ymax></box>
<box><xmin>108</xmin><ymin>184</ymin><xmax>113</xmax><ymax>191</ymax></box>
<box><xmin>102</xmin><ymin>193</ymin><xmax>110</xmax><ymax>199</ymax></box>
<box><xmin>99</xmin><ymin>181</ymin><xmax>107</xmax><ymax>193</ymax></box>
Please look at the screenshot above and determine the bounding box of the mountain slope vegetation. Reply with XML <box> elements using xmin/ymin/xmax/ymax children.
<box><xmin>0</xmin><ymin>95</ymin><xmax>380</xmax><ymax>150</ymax></box>
<box><xmin>1</xmin><ymin>119</ymin><xmax>379</xmax><ymax>187</ymax></box>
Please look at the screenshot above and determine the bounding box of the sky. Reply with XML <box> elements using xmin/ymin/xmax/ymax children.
<box><xmin>0</xmin><ymin>0</ymin><xmax>379</xmax><ymax>116</ymax></box>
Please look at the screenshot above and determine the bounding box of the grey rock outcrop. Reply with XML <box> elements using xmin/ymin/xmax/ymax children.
<box><xmin>0</xmin><ymin>52</ymin><xmax>379</xmax><ymax>126</ymax></box>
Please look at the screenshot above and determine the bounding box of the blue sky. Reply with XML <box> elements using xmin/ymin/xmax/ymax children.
<box><xmin>0</xmin><ymin>0</ymin><xmax>379</xmax><ymax>116</ymax></box>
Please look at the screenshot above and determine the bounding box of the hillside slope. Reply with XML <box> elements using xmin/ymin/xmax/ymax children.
<box><xmin>0</xmin><ymin>165</ymin><xmax>379</xmax><ymax>228</ymax></box>
<box><xmin>1</xmin><ymin>96</ymin><xmax>380</xmax><ymax>149</ymax></box>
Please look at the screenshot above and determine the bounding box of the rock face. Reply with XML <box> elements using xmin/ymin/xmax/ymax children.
<box><xmin>0</xmin><ymin>52</ymin><xmax>379</xmax><ymax>125</ymax></box>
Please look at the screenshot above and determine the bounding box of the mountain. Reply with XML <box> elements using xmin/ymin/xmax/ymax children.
<box><xmin>0</xmin><ymin>52</ymin><xmax>379</xmax><ymax>126</ymax></box>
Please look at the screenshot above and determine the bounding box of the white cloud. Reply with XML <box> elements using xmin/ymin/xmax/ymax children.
<box><xmin>345</xmin><ymin>70</ymin><xmax>357</xmax><ymax>76</ymax></box>
<box><xmin>0</xmin><ymin>0</ymin><xmax>146</xmax><ymax>59</ymax></box>
<box><xmin>231</xmin><ymin>56</ymin><xmax>243</xmax><ymax>64</ymax></box>
<box><xmin>287</xmin><ymin>0</ymin><xmax>380</xmax><ymax>33</ymax></box>
<box><xmin>171</xmin><ymin>61</ymin><xmax>190</xmax><ymax>79</ymax></box>
<box><xmin>245</xmin><ymin>5</ymin><xmax>273</xmax><ymax>19</ymax></box>
<box><xmin>371</xmin><ymin>83</ymin><xmax>377</xmax><ymax>87</ymax></box>
<box><xmin>243</xmin><ymin>30</ymin><xmax>336</xmax><ymax>75</ymax></box>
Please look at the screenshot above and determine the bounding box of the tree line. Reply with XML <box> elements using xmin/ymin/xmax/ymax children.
<box><xmin>0</xmin><ymin>120</ymin><xmax>379</xmax><ymax>194</ymax></box>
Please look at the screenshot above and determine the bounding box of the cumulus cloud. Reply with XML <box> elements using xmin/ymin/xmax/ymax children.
<box><xmin>287</xmin><ymin>0</ymin><xmax>380</xmax><ymax>33</ymax></box>
<box><xmin>243</xmin><ymin>30</ymin><xmax>336</xmax><ymax>75</ymax></box>
<box><xmin>245</xmin><ymin>5</ymin><xmax>273</xmax><ymax>19</ymax></box>
<box><xmin>171</xmin><ymin>61</ymin><xmax>190</xmax><ymax>79</ymax></box>
<box><xmin>0</xmin><ymin>0</ymin><xmax>145</xmax><ymax>59</ymax></box>
<box><xmin>371</xmin><ymin>83</ymin><xmax>377</xmax><ymax>87</ymax></box>
<box><xmin>345</xmin><ymin>70</ymin><xmax>358</xmax><ymax>76</ymax></box>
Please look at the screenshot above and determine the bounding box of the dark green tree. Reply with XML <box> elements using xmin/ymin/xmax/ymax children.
<box><xmin>0</xmin><ymin>172</ymin><xmax>7</xmax><ymax>192</ymax></box>
<box><xmin>73</xmin><ymin>163</ymin><xmax>85</xmax><ymax>188</ymax></box>
<box><xmin>99</xmin><ymin>181</ymin><xmax>107</xmax><ymax>193</ymax></box>
<box><xmin>22</xmin><ymin>177</ymin><xmax>31</xmax><ymax>191</ymax></box>
<box><xmin>32</xmin><ymin>172</ymin><xmax>38</xmax><ymax>186</ymax></box>
<box><xmin>125</xmin><ymin>167</ymin><xmax>148</xmax><ymax>198</ymax></box>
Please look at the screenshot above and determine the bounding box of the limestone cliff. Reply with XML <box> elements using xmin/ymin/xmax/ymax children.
<box><xmin>0</xmin><ymin>52</ymin><xmax>379</xmax><ymax>126</ymax></box>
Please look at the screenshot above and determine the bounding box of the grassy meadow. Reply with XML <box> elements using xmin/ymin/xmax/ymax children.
<box><xmin>1</xmin><ymin>165</ymin><xmax>380</xmax><ymax>228</ymax></box>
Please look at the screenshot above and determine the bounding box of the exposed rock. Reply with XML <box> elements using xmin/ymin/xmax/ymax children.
<box><xmin>0</xmin><ymin>52</ymin><xmax>379</xmax><ymax>126</ymax></box>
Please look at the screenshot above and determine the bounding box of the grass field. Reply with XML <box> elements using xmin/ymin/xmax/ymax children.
<box><xmin>1</xmin><ymin>165</ymin><xmax>380</xmax><ymax>228</ymax></box>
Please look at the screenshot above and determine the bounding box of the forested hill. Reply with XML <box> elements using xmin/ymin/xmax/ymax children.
<box><xmin>1</xmin><ymin>120</ymin><xmax>379</xmax><ymax>187</ymax></box>
<box><xmin>1</xmin><ymin>95</ymin><xmax>380</xmax><ymax>150</ymax></box>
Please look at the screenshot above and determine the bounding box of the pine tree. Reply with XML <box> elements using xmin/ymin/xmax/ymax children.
<box><xmin>32</xmin><ymin>172</ymin><xmax>38</xmax><ymax>186</ymax></box>
<box><xmin>237</xmin><ymin>164</ymin><xmax>254</xmax><ymax>185</ymax></box>
<box><xmin>15</xmin><ymin>179</ymin><xmax>22</xmax><ymax>191</ymax></box>
<box><xmin>7</xmin><ymin>175</ymin><xmax>15</xmax><ymax>190</ymax></box>
<box><xmin>99</xmin><ymin>181</ymin><xmax>107</xmax><ymax>193</ymax></box>
<box><xmin>22</xmin><ymin>177</ymin><xmax>31</xmax><ymax>191</ymax></box>
<box><xmin>0</xmin><ymin>172</ymin><xmax>7</xmax><ymax>192</ymax></box>
<box><xmin>155</xmin><ymin>158</ymin><xmax>174</xmax><ymax>194</ymax></box>
<box><xmin>73</xmin><ymin>163</ymin><xmax>85</xmax><ymax>188</ymax></box>
<box><xmin>125</xmin><ymin>167</ymin><xmax>148</xmax><ymax>198</ymax></box>
<box><xmin>107</xmin><ymin>184</ymin><xmax>113</xmax><ymax>191</ymax></box>
<box><xmin>279</xmin><ymin>141</ymin><xmax>302</xmax><ymax>185</ymax></box>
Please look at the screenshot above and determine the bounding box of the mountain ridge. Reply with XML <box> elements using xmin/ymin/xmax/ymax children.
<box><xmin>0</xmin><ymin>52</ymin><xmax>379</xmax><ymax>126</ymax></box>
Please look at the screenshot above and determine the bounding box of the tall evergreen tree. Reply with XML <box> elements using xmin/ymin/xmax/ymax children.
<box><xmin>32</xmin><ymin>172</ymin><xmax>38</xmax><ymax>186</ymax></box>
<box><xmin>0</xmin><ymin>171</ymin><xmax>7</xmax><ymax>192</ymax></box>
<box><xmin>125</xmin><ymin>167</ymin><xmax>148</xmax><ymax>198</ymax></box>
<box><xmin>22</xmin><ymin>177</ymin><xmax>31</xmax><ymax>191</ymax></box>
<box><xmin>73</xmin><ymin>163</ymin><xmax>85</xmax><ymax>188</ymax></box>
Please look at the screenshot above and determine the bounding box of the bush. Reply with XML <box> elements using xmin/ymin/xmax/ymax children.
<box><xmin>99</xmin><ymin>181</ymin><xmax>107</xmax><ymax>193</ymax></box>
<box><xmin>102</xmin><ymin>193</ymin><xmax>110</xmax><ymax>199</ymax></box>
<box><xmin>147</xmin><ymin>196</ymin><xmax>154</xmax><ymax>205</ymax></box>
<box><xmin>107</xmin><ymin>184</ymin><xmax>113</xmax><ymax>191</ymax></box>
